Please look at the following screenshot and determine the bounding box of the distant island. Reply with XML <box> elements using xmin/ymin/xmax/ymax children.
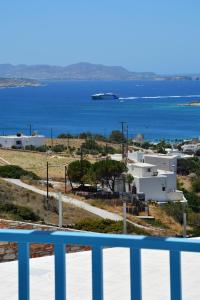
<box><xmin>179</xmin><ymin>101</ymin><xmax>200</xmax><ymax>107</ymax></box>
<box><xmin>0</xmin><ymin>78</ymin><xmax>41</xmax><ymax>88</ymax></box>
<box><xmin>0</xmin><ymin>62</ymin><xmax>199</xmax><ymax>81</ymax></box>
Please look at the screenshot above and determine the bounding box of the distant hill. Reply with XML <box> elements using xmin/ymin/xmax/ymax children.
<box><xmin>0</xmin><ymin>62</ymin><xmax>196</xmax><ymax>81</ymax></box>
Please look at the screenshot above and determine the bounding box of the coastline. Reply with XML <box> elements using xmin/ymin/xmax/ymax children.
<box><xmin>0</xmin><ymin>78</ymin><xmax>43</xmax><ymax>89</ymax></box>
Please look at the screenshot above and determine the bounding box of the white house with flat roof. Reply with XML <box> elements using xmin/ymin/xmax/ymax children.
<box><xmin>127</xmin><ymin>162</ymin><xmax>185</xmax><ymax>202</ymax></box>
<box><xmin>0</xmin><ymin>134</ymin><xmax>45</xmax><ymax>149</ymax></box>
<box><xmin>111</xmin><ymin>151</ymin><xmax>186</xmax><ymax>202</ymax></box>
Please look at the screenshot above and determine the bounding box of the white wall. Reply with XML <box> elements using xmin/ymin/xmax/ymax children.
<box><xmin>158</xmin><ymin>171</ymin><xmax>176</xmax><ymax>192</ymax></box>
<box><xmin>134</xmin><ymin>176</ymin><xmax>168</xmax><ymax>201</ymax></box>
<box><xmin>144</xmin><ymin>155</ymin><xmax>177</xmax><ymax>172</ymax></box>
<box><xmin>128</xmin><ymin>164</ymin><xmax>157</xmax><ymax>177</ymax></box>
<box><xmin>128</xmin><ymin>151</ymin><xmax>144</xmax><ymax>162</ymax></box>
<box><xmin>0</xmin><ymin>136</ymin><xmax>45</xmax><ymax>148</ymax></box>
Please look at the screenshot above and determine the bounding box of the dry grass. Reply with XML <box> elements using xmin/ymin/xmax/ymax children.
<box><xmin>0</xmin><ymin>146</ymin><xmax>103</xmax><ymax>180</ymax></box>
<box><xmin>178</xmin><ymin>175</ymin><xmax>192</xmax><ymax>191</ymax></box>
<box><xmin>85</xmin><ymin>198</ymin><xmax>182</xmax><ymax>236</ymax></box>
<box><xmin>46</xmin><ymin>138</ymin><xmax>83</xmax><ymax>148</ymax></box>
<box><xmin>0</xmin><ymin>179</ymin><xmax>100</xmax><ymax>226</ymax></box>
<box><xmin>45</xmin><ymin>138</ymin><xmax>121</xmax><ymax>151</ymax></box>
<box><xmin>149</xmin><ymin>204</ymin><xmax>182</xmax><ymax>234</ymax></box>
<box><xmin>0</xmin><ymin>148</ymin><xmax>77</xmax><ymax>180</ymax></box>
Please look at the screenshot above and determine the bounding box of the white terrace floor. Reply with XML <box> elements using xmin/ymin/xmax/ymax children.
<box><xmin>0</xmin><ymin>247</ymin><xmax>200</xmax><ymax>300</ymax></box>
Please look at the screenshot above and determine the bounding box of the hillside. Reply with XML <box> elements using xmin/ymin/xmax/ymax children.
<box><xmin>0</xmin><ymin>179</ymin><xmax>99</xmax><ymax>225</ymax></box>
<box><xmin>0</xmin><ymin>62</ymin><xmax>193</xmax><ymax>80</ymax></box>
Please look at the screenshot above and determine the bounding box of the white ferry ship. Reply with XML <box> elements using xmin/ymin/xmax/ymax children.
<box><xmin>91</xmin><ymin>93</ymin><xmax>118</xmax><ymax>100</ymax></box>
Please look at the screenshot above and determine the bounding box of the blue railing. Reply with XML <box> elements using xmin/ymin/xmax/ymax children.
<box><xmin>0</xmin><ymin>229</ymin><xmax>200</xmax><ymax>300</ymax></box>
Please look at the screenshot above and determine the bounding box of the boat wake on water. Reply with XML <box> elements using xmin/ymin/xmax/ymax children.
<box><xmin>118</xmin><ymin>94</ymin><xmax>200</xmax><ymax>100</ymax></box>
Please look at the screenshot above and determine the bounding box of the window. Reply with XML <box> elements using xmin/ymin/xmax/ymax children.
<box><xmin>16</xmin><ymin>140</ymin><xmax>22</xmax><ymax>145</ymax></box>
<box><xmin>147</xmin><ymin>168</ymin><xmax>151</xmax><ymax>172</ymax></box>
<box><xmin>162</xmin><ymin>187</ymin><xmax>166</xmax><ymax>191</ymax></box>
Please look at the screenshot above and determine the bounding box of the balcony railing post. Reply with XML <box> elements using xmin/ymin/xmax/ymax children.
<box><xmin>18</xmin><ymin>242</ymin><xmax>30</xmax><ymax>300</ymax></box>
<box><xmin>130</xmin><ymin>248</ymin><xmax>142</xmax><ymax>300</ymax></box>
<box><xmin>170</xmin><ymin>251</ymin><xmax>182</xmax><ymax>300</ymax></box>
<box><xmin>54</xmin><ymin>243</ymin><xmax>66</xmax><ymax>300</ymax></box>
<box><xmin>92</xmin><ymin>246</ymin><xmax>103</xmax><ymax>300</ymax></box>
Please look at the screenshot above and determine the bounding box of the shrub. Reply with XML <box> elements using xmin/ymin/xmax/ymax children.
<box><xmin>0</xmin><ymin>201</ymin><xmax>40</xmax><ymax>221</ymax></box>
<box><xmin>52</xmin><ymin>144</ymin><xmax>66</xmax><ymax>152</ymax></box>
<box><xmin>79</xmin><ymin>132</ymin><xmax>93</xmax><ymax>139</ymax></box>
<box><xmin>0</xmin><ymin>165</ymin><xmax>39</xmax><ymax>180</ymax></box>
<box><xmin>162</xmin><ymin>202</ymin><xmax>184</xmax><ymax>224</ymax></box>
<box><xmin>57</xmin><ymin>133</ymin><xmax>73</xmax><ymax>139</ymax></box>
<box><xmin>191</xmin><ymin>177</ymin><xmax>200</xmax><ymax>193</ymax></box>
<box><xmin>25</xmin><ymin>145</ymin><xmax>36</xmax><ymax>151</ymax></box>
<box><xmin>73</xmin><ymin>218</ymin><xmax>149</xmax><ymax>235</ymax></box>
<box><xmin>36</xmin><ymin>145</ymin><xmax>49</xmax><ymax>152</ymax></box>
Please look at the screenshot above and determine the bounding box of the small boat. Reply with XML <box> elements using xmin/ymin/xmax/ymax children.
<box><xmin>91</xmin><ymin>93</ymin><xmax>118</xmax><ymax>100</ymax></box>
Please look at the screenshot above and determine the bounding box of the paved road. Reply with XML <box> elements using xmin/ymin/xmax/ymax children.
<box><xmin>4</xmin><ymin>178</ymin><xmax>157</xmax><ymax>231</ymax></box>
<box><xmin>4</xmin><ymin>178</ymin><xmax>123</xmax><ymax>221</ymax></box>
<box><xmin>0</xmin><ymin>157</ymin><xmax>10</xmax><ymax>165</ymax></box>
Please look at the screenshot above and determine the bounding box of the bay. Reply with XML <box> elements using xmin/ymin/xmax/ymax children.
<box><xmin>0</xmin><ymin>80</ymin><xmax>200</xmax><ymax>141</ymax></box>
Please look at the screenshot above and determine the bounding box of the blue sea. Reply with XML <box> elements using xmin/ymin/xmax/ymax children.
<box><xmin>1</xmin><ymin>80</ymin><xmax>200</xmax><ymax>141</ymax></box>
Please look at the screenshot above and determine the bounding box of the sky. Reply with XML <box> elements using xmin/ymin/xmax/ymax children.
<box><xmin>0</xmin><ymin>1</ymin><xmax>200</xmax><ymax>74</ymax></box>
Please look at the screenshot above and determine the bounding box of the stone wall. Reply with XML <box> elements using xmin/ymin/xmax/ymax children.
<box><xmin>0</xmin><ymin>219</ymin><xmax>90</xmax><ymax>262</ymax></box>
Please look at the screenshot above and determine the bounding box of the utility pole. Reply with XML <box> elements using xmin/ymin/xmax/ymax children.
<box><xmin>105</xmin><ymin>143</ymin><xmax>108</xmax><ymax>157</ymax></box>
<box><xmin>183</xmin><ymin>212</ymin><xmax>187</xmax><ymax>238</ymax></box>
<box><xmin>64</xmin><ymin>165</ymin><xmax>67</xmax><ymax>194</ymax></box>
<box><xmin>50</xmin><ymin>128</ymin><xmax>53</xmax><ymax>149</ymax></box>
<box><xmin>120</xmin><ymin>121</ymin><xmax>126</xmax><ymax>160</ymax></box>
<box><xmin>80</xmin><ymin>145</ymin><xmax>84</xmax><ymax>179</ymax></box>
<box><xmin>29</xmin><ymin>124</ymin><xmax>32</xmax><ymax>136</ymax></box>
<box><xmin>67</xmin><ymin>135</ymin><xmax>70</xmax><ymax>149</ymax></box>
<box><xmin>123</xmin><ymin>199</ymin><xmax>127</xmax><ymax>234</ymax></box>
<box><xmin>126</xmin><ymin>124</ymin><xmax>129</xmax><ymax>163</ymax></box>
<box><xmin>58</xmin><ymin>192</ymin><xmax>63</xmax><ymax>228</ymax></box>
<box><xmin>46</xmin><ymin>161</ymin><xmax>49</xmax><ymax>199</ymax></box>
<box><xmin>121</xmin><ymin>175</ymin><xmax>127</xmax><ymax>234</ymax></box>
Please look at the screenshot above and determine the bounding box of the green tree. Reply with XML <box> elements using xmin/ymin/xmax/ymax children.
<box><xmin>92</xmin><ymin>159</ymin><xmax>127</xmax><ymax>192</ymax></box>
<box><xmin>82</xmin><ymin>137</ymin><xmax>100</xmax><ymax>151</ymax></box>
<box><xmin>67</xmin><ymin>160</ymin><xmax>91</xmax><ymax>187</ymax></box>
<box><xmin>109</xmin><ymin>130</ymin><xmax>125</xmax><ymax>144</ymax></box>
<box><xmin>177</xmin><ymin>157</ymin><xmax>200</xmax><ymax>176</ymax></box>
<box><xmin>126</xmin><ymin>174</ymin><xmax>134</xmax><ymax>192</ymax></box>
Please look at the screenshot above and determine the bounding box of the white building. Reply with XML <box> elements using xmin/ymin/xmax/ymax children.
<box><xmin>127</xmin><ymin>162</ymin><xmax>185</xmax><ymax>202</ymax></box>
<box><xmin>0</xmin><ymin>134</ymin><xmax>45</xmax><ymax>149</ymax></box>
<box><xmin>144</xmin><ymin>154</ymin><xmax>177</xmax><ymax>172</ymax></box>
<box><xmin>165</xmin><ymin>148</ymin><xmax>193</xmax><ymax>159</ymax></box>
<box><xmin>181</xmin><ymin>143</ymin><xmax>200</xmax><ymax>153</ymax></box>
<box><xmin>111</xmin><ymin>151</ymin><xmax>186</xmax><ymax>202</ymax></box>
<box><xmin>128</xmin><ymin>151</ymin><xmax>145</xmax><ymax>162</ymax></box>
<box><xmin>109</xmin><ymin>154</ymin><xmax>122</xmax><ymax>161</ymax></box>
<box><xmin>110</xmin><ymin>151</ymin><xmax>145</xmax><ymax>162</ymax></box>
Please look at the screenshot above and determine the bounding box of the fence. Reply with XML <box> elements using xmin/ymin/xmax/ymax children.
<box><xmin>0</xmin><ymin>229</ymin><xmax>200</xmax><ymax>300</ymax></box>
